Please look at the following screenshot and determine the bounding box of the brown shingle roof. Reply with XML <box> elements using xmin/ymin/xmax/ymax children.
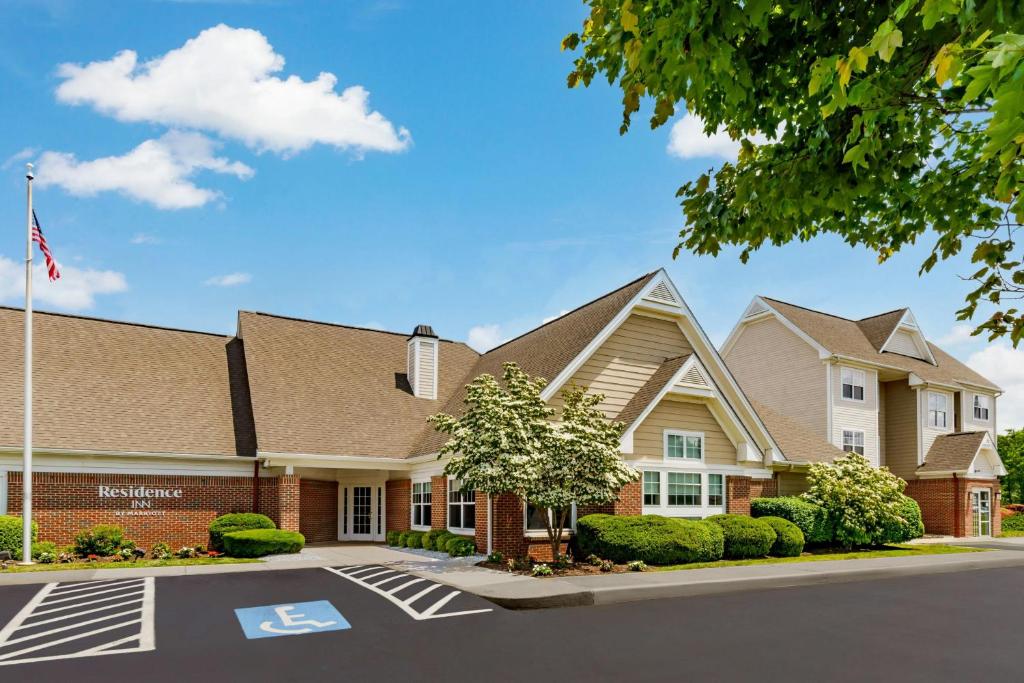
<box><xmin>917</xmin><ymin>431</ymin><xmax>988</xmax><ymax>473</ymax></box>
<box><xmin>0</xmin><ymin>307</ymin><xmax>249</xmax><ymax>457</ymax></box>
<box><xmin>749</xmin><ymin>400</ymin><xmax>846</xmax><ymax>464</ymax></box>
<box><xmin>762</xmin><ymin>298</ymin><xmax>999</xmax><ymax>390</ymax></box>
<box><xmin>412</xmin><ymin>272</ymin><xmax>657</xmax><ymax>454</ymax></box>
<box><xmin>615</xmin><ymin>354</ymin><xmax>690</xmax><ymax>430</ymax></box>
<box><xmin>856</xmin><ymin>309</ymin><xmax>907</xmax><ymax>352</ymax></box>
<box><xmin>239</xmin><ymin>312</ymin><xmax>480</xmax><ymax>458</ymax></box>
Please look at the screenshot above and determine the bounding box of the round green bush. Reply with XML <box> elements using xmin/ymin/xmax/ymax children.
<box><xmin>0</xmin><ymin>515</ymin><xmax>37</xmax><ymax>555</ymax></box>
<box><xmin>404</xmin><ymin>530</ymin><xmax>425</xmax><ymax>548</ymax></box>
<box><xmin>1003</xmin><ymin>514</ymin><xmax>1024</xmax><ymax>532</ymax></box>
<box><xmin>575</xmin><ymin>514</ymin><xmax>724</xmax><ymax>565</ymax></box>
<box><xmin>74</xmin><ymin>524</ymin><xmax>129</xmax><ymax>556</ymax></box>
<box><xmin>706</xmin><ymin>514</ymin><xmax>776</xmax><ymax>559</ymax></box>
<box><xmin>445</xmin><ymin>536</ymin><xmax>477</xmax><ymax>557</ymax></box>
<box><xmin>877</xmin><ymin>495</ymin><xmax>925</xmax><ymax>543</ymax></box>
<box><xmin>385</xmin><ymin>530</ymin><xmax>402</xmax><ymax>546</ymax></box>
<box><xmin>209</xmin><ymin>513</ymin><xmax>276</xmax><ymax>551</ymax></box>
<box><xmin>751</xmin><ymin>497</ymin><xmax>833</xmax><ymax>544</ymax></box>
<box><xmin>222</xmin><ymin>529</ymin><xmax>305</xmax><ymax>557</ymax></box>
<box><xmin>759</xmin><ymin>516</ymin><xmax>805</xmax><ymax>557</ymax></box>
<box><xmin>422</xmin><ymin>529</ymin><xmax>450</xmax><ymax>551</ymax></box>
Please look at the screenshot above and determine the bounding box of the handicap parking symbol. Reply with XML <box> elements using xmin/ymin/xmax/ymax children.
<box><xmin>235</xmin><ymin>600</ymin><xmax>351</xmax><ymax>639</ymax></box>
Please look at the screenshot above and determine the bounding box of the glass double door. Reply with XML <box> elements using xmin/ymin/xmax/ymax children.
<box><xmin>339</xmin><ymin>484</ymin><xmax>385</xmax><ymax>541</ymax></box>
<box><xmin>971</xmin><ymin>489</ymin><xmax>992</xmax><ymax>537</ymax></box>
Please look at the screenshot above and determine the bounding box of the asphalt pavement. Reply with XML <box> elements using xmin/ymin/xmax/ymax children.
<box><xmin>0</xmin><ymin>563</ymin><xmax>1019</xmax><ymax>681</ymax></box>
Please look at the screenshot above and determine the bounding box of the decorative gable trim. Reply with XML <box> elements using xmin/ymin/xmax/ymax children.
<box><xmin>642</xmin><ymin>279</ymin><xmax>680</xmax><ymax>307</ymax></box>
<box><xmin>720</xmin><ymin>296</ymin><xmax>832</xmax><ymax>360</ymax></box>
<box><xmin>879</xmin><ymin>310</ymin><xmax>936</xmax><ymax>365</ymax></box>
<box><xmin>970</xmin><ymin>433</ymin><xmax>1007</xmax><ymax>476</ymax></box>
<box><xmin>678</xmin><ymin>363</ymin><xmax>709</xmax><ymax>388</ymax></box>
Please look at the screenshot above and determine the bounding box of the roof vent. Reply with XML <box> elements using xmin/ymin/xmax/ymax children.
<box><xmin>407</xmin><ymin>325</ymin><xmax>439</xmax><ymax>399</ymax></box>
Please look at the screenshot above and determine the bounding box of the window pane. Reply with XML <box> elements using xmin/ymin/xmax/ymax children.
<box><xmin>666</xmin><ymin>434</ymin><xmax>685</xmax><ymax>458</ymax></box>
<box><xmin>708</xmin><ymin>474</ymin><xmax>723</xmax><ymax>506</ymax></box>
<box><xmin>464</xmin><ymin>503</ymin><xmax>476</xmax><ymax>529</ymax></box>
<box><xmin>643</xmin><ymin>471</ymin><xmax>660</xmax><ymax>506</ymax></box>
<box><xmin>668</xmin><ymin>472</ymin><xmax>700</xmax><ymax>506</ymax></box>
<box><xmin>853</xmin><ymin>385</ymin><xmax>864</xmax><ymax>400</ymax></box>
<box><xmin>685</xmin><ymin>436</ymin><xmax>702</xmax><ymax>460</ymax></box>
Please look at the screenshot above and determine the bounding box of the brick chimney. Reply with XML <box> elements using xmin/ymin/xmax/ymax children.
<box><xmin>407</xmin><ymin>324</ymin><xmax>438</xmax><ymax>399</ymax></box>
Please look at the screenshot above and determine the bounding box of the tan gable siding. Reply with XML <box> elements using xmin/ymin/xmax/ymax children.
<box><xmin>777</xmin><ymin>472</ymin><xmax>809</xmax><ymax>496</ymax></box>
<box><xmin>883</xmin><ymin>381</ymin><xmax>918</xmax><ymax>479</ymax></box>
<box><xmin>921</xmin><ymin>388</ymin><xmax>955</xmax><ymax>459</ymax></box>
<box><xmin>831</xmin><ymin>364</ymin><xmax>880</xmax><ymax>467</ymax></box>
<box><xmin>417</xmin><ymin>340</ymin><xmax>437</xmax><ymax>399</ymax></box>
<box><xmin>631</xmin><ymin>398</ymin><xmax>736</xmax><ymax>465</ymax></box>
<box><xmin>886</xmin><ymin>329</ymin><xmax>924</xmax><ymax>359</ymax></box>
<box><xmin>723</xmin><ymin>316</ymin><xmax>826</xmax><ymax>439</ymax></box>
<box><xmin>557</xmin><ymin>313</ymin><xmax>692</xmax><ymax>418</ymax></box>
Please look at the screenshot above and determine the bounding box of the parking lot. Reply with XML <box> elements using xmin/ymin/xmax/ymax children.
<box><xmin>0</xmin><ymin>564</ymin><xmax>1021</xmax><ymax>681</ymax></box>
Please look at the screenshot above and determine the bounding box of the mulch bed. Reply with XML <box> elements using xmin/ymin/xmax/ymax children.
<box><xmin>476</xmin><ymin>560</ymin><xmax>633</xmax><ymax>576</ymax></box>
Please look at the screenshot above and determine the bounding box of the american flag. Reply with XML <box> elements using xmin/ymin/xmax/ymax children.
<box><xmin>31</xmin><ymin>211</ymin><xmax>60</xmax><ymax>282</ymax></box>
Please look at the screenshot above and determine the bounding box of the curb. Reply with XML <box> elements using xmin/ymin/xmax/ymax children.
<box><xmin>471</xmin><ymin>551</ymin><xmax>1024</xmax><ymax>610</ymax></box>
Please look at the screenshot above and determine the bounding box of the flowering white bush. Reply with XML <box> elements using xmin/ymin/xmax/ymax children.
<box><xmin>802</xmin><ymin>453</ymin><xmax>909</xmax><ymax>547</ymax></box>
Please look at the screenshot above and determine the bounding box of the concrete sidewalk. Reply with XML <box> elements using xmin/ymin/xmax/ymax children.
<box><xmin>416</xmin><ymin>549</ymin><xmax>1024</xmax><ymax>609</ymax></box>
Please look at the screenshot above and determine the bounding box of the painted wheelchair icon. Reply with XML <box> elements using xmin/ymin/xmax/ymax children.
<box><xmin>234</xmin><ymin>600</ymin><xmax>351</xmax><ymax>639</ymax></box>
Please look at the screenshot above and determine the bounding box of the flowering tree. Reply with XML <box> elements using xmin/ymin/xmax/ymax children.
<box><xmin>802</xmin><ymin>453</ymin><xmax>909</xmax><ymax>547</ymax></box>
<box><xmin>429</xmin><ymin>362</ymin><xmax>639</xmax><ymax>560</ymax></box>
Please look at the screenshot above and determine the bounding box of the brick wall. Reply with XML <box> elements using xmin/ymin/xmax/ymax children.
<box><xmin>7</xmin><ymin>471</ymin><xmax>255</xmax><ymax>550</ymax></box>
<box><xmin>431</xmin><ymin>475</ymin><xmax>447</xmax><ymax>529</ymax></box>
<box><xmin>577</xmin><ymin>480</ymin><xmax>643</xmax><ymax>518</ymax></box>
<box><xmin>385</xmin><ymin>479</ymin><xmax>411</xmax><ymax>533</ymax></box>
<box><xmin>906</xmin><ymin>477</ymin><xmax>1001</xmax><ymax>537</ymax></box>
<box><xmin>276</xmin><ymin>475</ymin><xmax>301</xmax><ymax>532</ymax></box>
<box><xmin>491</xmin><ymin>493</ymin><xmax>525</xmax><ymax>558</ymax></box>
<box><xmin>726</xmin><ymin>475</ymin><xmax>752</xmax><ymax>515</ymax></box>
<box><xmin>751</xmin><ymin>477</ymin><xmax>778</xmax><ymax>499</ymax></box>
<box><xmin>299</xmin><ymin>479</ymin><xmax>338</xmax><ymax>543</ymax></box>
<box><xmin>474</xmin><ymin>492</ymin><xmax>487</xmax><ymax>554</ymax></box>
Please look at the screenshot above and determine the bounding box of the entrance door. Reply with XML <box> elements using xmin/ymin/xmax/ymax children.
<box><xmin>338</xmin><ymin>484</ymin><xmax>385</xmax><ymax>541</ymax></box>
<box><xmin>972</xmin><ymin>489</ymin><xmax>992</xmax><ymax>536</ymax></box>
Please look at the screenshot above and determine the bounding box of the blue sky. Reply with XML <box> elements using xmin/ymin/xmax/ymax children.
<box><xmin>0</xmin><ymin>1</ymin><xmax>1020</xmax><ymax>428</ymax></box>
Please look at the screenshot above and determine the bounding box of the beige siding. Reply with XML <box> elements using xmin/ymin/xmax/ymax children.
<box><xmin>777</xmin><ymin>472</ymin><xmax>809</xmax><ymax>496</ymax></box>
<box><xmin>921</xmin><ymin>388</ymin><xmax>955</xmax><ymax>459</ymax></box>
<box><xmin>878</xmin><ymin>384</ymin><xmax>886</xmax><ymax>466</ymax></box>
<box><xmin>558</xmin><ymin>313</ymin><xmax>692</xmax><ymax>418</ymax></box>
<box><xmin>886</xmin><ymin>329</ymin><xmax>925</xmax><ymax>359</ymax></box>
<box><xmin>962</xmin><ymin>391</ymin><xmax>996</xmax><ymax>441</ymax></box>
<box><xmin>632</xmin><ymin>398</ymin><xmax>736</xmax><ymax>465</ymax></box>
<box><xmin>831</xmin><ymin>364</ymin><xmax>880</xmax><ymax>466</ymax></box>
<box><xmin>418</xmin><ymin>340</ymin><xmax>437</xmax><ymax>399</ymax></box>
<box><xmin>883</xmin><ymin>381</ymin><xmax>918</xmax><ymax>479</ymax></box>
<box><xmin>723</xmin><ymin>316</ymin><xmax>826</xmax><ymax>439</ymax></box>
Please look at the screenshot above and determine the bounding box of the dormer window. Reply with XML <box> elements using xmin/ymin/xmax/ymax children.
<box><xmin>841</xmin><ymin>367</ymin><xmax>865</xmax><ymax>401</ymax></box>
<box><xmin>928</xmin><ymin>392</ymin><xmax>948</xmax><ymax>428</ymax></box>
<box><xmin>973</xmin><ymin>394</ymin><xmax>990</xmax><ymax>421</ymax></box>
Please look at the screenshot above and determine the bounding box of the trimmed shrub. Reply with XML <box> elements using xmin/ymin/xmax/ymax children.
<box><xmin>397</xmin><ymin>531</ymin><xmax>411</xmax><ymax>547</ymax></box>
<box><xmin>575</xmin><ymin>514</ymin><xmax>724</xmax><ymax>565</ymax></box>
<box><xmin>422</xmin><ymin>529</ymin><xmax>450</xmax><ymax>551</ymax></box>
<box><xmin>209</xmin><ymin>513</ymin><xmax>276</xmax><ymax>551</ymax></box>
<box><xmin>73</xmin><ymin>524</ymin><xmax>129</xmax><ymax>557</ymax></box>
<box><xmin>0</xmin><ymin>515</ymin><xmax>38</xmax><ymax>555</ymax></box>
<box><xmin>759</xmin><ymin>516</ymin><xmax>805</xmax><ymax>557</ymax></box>
<box><xmin>445</xmin><ymin>536</ymin><xmax>477</xmax><ymax>557</ymax></box>
<box><xmin>385</xmin><ymin>530</ymin><xmax>402</xmax><ymax>546</ymax></box>
<box><xmin>222</xmin><ymin>529</ymin><xmax>305</xmax><ymax>557</ymax></box>
<box><xmin>751</xmin><ymin>497</ymin><xmax>833</xmax><ymax>544</ymax></box>
<box><xmin>706</xmin><ymin>514</ymin><xmax>776</xmax><ymax>559</ymax></box>
<box><xmin>404</xmin><ymin>530</ymin><xmax>425</xmax><ymax>549</ymax></box>
<box><xmin>428</xmin><ymin>530</ymin><xmax>455</xmax><ymax>551</ymax></box>
<box><xmin>1003</xmin><ymin>514</ymin><xmax>1024</xmax><ymax>532</ymax></box>
<box><xmin>878</xmin><ymin>495</ymin><xmax>925</xmax><ymax>543</ymax></box>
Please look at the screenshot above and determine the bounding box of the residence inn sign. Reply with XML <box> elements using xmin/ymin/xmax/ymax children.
<box><xmin>98</xmin><ymin>485</ymin><xmax>184</xmax><ymax>515</ymax></box>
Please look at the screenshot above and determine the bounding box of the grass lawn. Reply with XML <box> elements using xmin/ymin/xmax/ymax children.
<box><xmin>1</xmin><ymin>557</ymin><xmax>260</xmax><ymax>573</ymax></box>
<box><xmin>655</xmin><ymin>544</ymin><xmax>985</xmax><ymax>572</ymax></box>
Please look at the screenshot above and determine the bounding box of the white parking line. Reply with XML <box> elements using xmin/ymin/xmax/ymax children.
<box><xmin>0</xmin><ymin>577</ymin><xmax>155</xmax><ymax>666</ymax></box>
<box><xmin>325</xmin><ymin>566</ymin><xmax>491</xmax><ymax>621</ymax></box>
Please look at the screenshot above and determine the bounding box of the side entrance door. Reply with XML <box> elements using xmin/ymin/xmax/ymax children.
<box><xmin>971</xmin><ymin>489</ymin><xmax>992</xmax><ymax>537</ymax></box>
<box><xmin>338</xmin><ymin>484</ymin><xmax>385</xmax><ymax>542</ymax></box>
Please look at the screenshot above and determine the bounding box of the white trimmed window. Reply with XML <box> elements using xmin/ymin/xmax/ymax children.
<box><xmin>643</xmin><ymin>471</ymin><xmax>661</xmax><ymax>506</ymax></box>
<box><xmin>928</xmin><ymin>392</ymin><xmax>948</xmax><ymax>428</ymax></box>
<box><xmin>973</xmin><ymin>394</ymin><xmax>990</xmax><ymax>421</ymax></box>
<box><xmin>525</xmin><ymin>503</ymin><xmax>575</xmax><ymax>532</ymax></box>
<box><xmin>447</xmin><ymin>479</ymin><xmax>476</xmax><ymax>531</ymax></box>
<box><xmin>668</xmin><ymin>472</ymin><xmax>701</xmax><ymax>506</ymax></box>
<box><xmin>841</xmin><ymin>367</ymin><xmax>866</xmax><ymax>401</ymax></box>
<box><xmin>665</xmin><ymin>430</ymin><xmax>703</xmax><ymax>461</ymax></box>
<box><xmin>707</xmin><ymin>473</ymin><xmax>724</xmax><ymax>507</ymax></box>
<box><xmin>411</xmin><ymin>481</ymin><xmax>431</xmax><ymax>528</ymax></box>
<box><xmin>842</xmin><ymin>429</ymin><xmax>865</xmax><ymax>455</ymax></box>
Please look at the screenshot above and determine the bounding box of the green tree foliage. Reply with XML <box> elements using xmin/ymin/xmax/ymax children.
<box><xmin>998</xmin><ymin>428</ymin><xmax>1024</xmax><ymax>503</ymax></box>
<box><xmin>430</xmin><ymin>362</ymin><xmax>640</xmax><ymax>560</ymax></box>
<box><xmin>564</xmin><ymin>1</ymin><xmax>1024</xmax><ymax>344</ymax></box>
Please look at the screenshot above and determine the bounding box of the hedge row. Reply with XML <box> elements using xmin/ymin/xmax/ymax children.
<box><xmin>209</xmin><ymin>513</ymin><xmax>276</xmax><ymax>551</ymax></box>
<box><xmin>1003</xmin><ymin>514</ymin><xmax>1024</xmax><ymax>531</ymax></box>
<box><xmin>0</xmin><ymin>516</ymin><xmax>37</xmax><ymax>555</ymax></box>
<box><xmin>222</xmin><ymin>529</ymin><xmax>305</xmax><ymax>557</ymax></box>
<box><xmin>386</xmin><ymin>529</ymin><xmax>477</xmax><ymax>556</ymax></box>
<box><xmin>751</xmin><ymin>495</ymin><xmax>924</xmax><ymax>546</ymax></box>
<box><xmin>575</xmin><ymin>514</ymin><xmax>725</xmax><ymax>565</ymax></box>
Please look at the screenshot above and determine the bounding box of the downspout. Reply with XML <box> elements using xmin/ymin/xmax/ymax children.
<box><xmin>953</xmin><ymin>473</ymin><xmax>961</xmax><ymax>537</ymax></box>
<box><xmin>487</xmin><ymin>494</ymin><xmax>493</xmax><ymax>555</ymax></box>
<box><xmin>252</xmin><ymin>459</ymin><xmax>261</xmax><ymax>513</ymax></box>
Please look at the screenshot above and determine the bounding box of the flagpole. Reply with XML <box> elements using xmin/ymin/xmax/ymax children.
<box><xmin>21</xmin><ymin>163</ymin><xmax>33</xmax><ymax>565</ymax></box>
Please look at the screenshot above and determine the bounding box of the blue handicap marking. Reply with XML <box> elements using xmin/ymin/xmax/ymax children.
<box><xmin>235</xmin><ymin>600</ymin><xmax>351</xmax><ymax>639</ymax></box>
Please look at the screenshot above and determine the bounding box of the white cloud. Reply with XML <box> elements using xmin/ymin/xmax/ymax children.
<box><xmin>129</xmin><ymin>233</ymin><xmax>160</xmax><ymax>245</ymax></box>
<box><xmin>35</xmin><ymin>131</ymin><xmax>253</xmax><ymax>210</ymax></box>
<box><xmin>466</xmin><ymin>324</ymin><xmax>505</xmax><ymax>353</ymax></box>
<box><xmin>967</xmin><ymin>344</ymin><xmax>1024</xmax><ymax>432</ymax></box>
<box><xmin>204</xmin><ymin>272</ymin><xmax>251</xmax><ymax>287</ymax></box>
<box><xmin>542</xmin><ymin>309</ymin><xmax>570</xmax><ymax>324</ymax></box>
<box><xmin>937</xmin><ymin>324</ymin><xmax>976</xmax><ymax>347</ymax></box>
<box><xmin>2</xmin><ymin>147</ymin><xmax>36</xmax><ymax>170</ymax></box>
<box><xmin>667</xmin><ymin>113</ymin><xmax>770</xmax><ymax>160</ymax></box>
<box><xmin>0</xmin><ymin>255</ymin><xmax>127</xmax><ymax>310</ymax></box>
<box><xmin>55</xmin><ymin>24</ymin><xmax>411</xmax><ymax>156</ymax></box>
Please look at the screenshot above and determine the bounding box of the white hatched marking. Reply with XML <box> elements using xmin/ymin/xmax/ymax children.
<box><xmin>324</xmin><ymin>566</ymin><xmax>491</xmax><ymax>621</ymax></box>
<box><xmin>0</xmin><ymin>578</ymin><xmax>155</xmax><ymax>666</ymax></box>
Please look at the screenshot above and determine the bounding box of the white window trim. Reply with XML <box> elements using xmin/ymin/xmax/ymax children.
<box><xmin>839</xmin><ymin>366</ymin><xmax>866</xmax><ymax>403</ymax></box>
<box><xmin>523</xmin><ymin>503</ymin><xmax>577</xmax><ymax>538</ymax></box>
<box><xmin>841</xmin><ymin>429</ymin><xmax>866</xmax><ymax>456</ymax></box>
<box><xmin>446</xmin><ymin>477</ymin><xmax>476</xmax><ymax>534</ymax></box>
<box><xmin>927</xmin><ymin>391</ymin><xmax>951</xmax><ymax>430</ymax></box>
<box><xmin>410</xmin><ymin>479</ymin><xmax>432</xmax><ymax>531</ymax></box>
<box><xmin>663</xmin><ymin>429</ymin><xmax>705</xmax><ymax>463</ymax></box>
<box><xmin>641</xmin><ymin>468</ymin><xmax>727</xmax><ymax>518</ymax></box>
<box><xmin>973</xmin><ymin>394</ymin><xmax>991</xmax><ymax>422</ymax></box>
